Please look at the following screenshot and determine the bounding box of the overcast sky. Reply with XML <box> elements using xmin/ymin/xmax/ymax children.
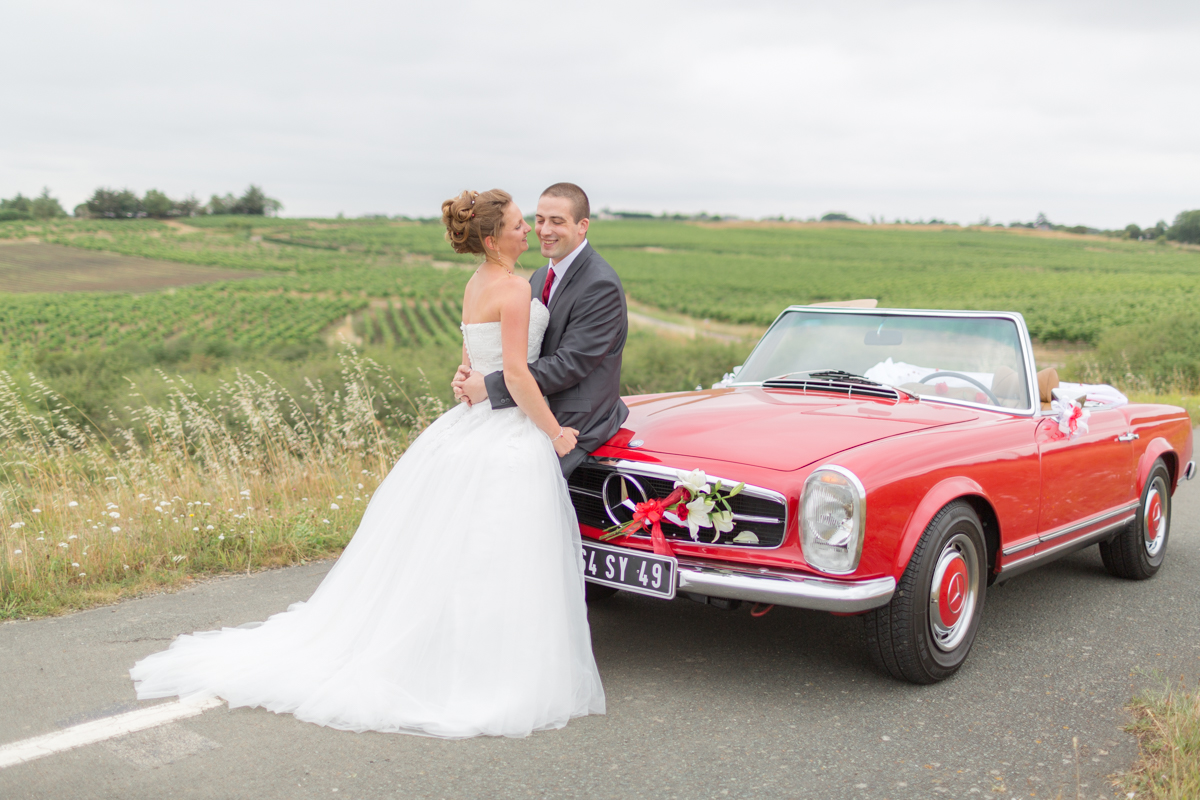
<box><xmin>3</xmin><ymin>0</ymin><xmax>1197</xmax><ymax>228</ymax></box>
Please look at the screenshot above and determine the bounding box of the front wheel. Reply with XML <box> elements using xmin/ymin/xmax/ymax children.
<box><xmin>864</xmin><ymin>501</ymin><xmax>987</xmax><ymax>684</ymax></box>
<box><xmin>1100</xmin><ymin>460</ymin><xmax>1171</xmax><ymax>580</ymax></box>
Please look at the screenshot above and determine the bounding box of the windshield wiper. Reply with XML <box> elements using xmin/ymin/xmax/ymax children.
<box><xmin>765</xmin><ymin>370</ymin><xmax>919</xmax><ymax>401</ymax></box>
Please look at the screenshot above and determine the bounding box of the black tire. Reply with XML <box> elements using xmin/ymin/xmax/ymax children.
<box><xmin>1100</xmin><ymin>460</ymin><xmax>1171</xmax><ymax>580</ymax></box>
<box><xmin>864</xmin><ymin>501</ymin><xmax>987</xmax><ymax>684</ymax></box>
<box><xmin>585</xmin><ymin>582</ymin><xmax>619</xmax><ymax>602</ymax></box>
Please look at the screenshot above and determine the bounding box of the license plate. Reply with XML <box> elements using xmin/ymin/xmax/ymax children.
<box><xmin>581</xmin><ymin>539</ymin><xmax>677</xmax><ymax>600</ymax></box>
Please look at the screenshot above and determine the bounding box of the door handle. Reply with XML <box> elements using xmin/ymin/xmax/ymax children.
<box><xmin>1116</xmin><ymin>432</ymin><xmax>1139</xmax><ymax>442</ymax></box>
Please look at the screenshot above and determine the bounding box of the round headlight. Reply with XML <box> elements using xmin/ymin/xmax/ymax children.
<box><xmin>801</xmin><ymin>466</ymin><xmax>866</xmax><ymax>574</ymax></box>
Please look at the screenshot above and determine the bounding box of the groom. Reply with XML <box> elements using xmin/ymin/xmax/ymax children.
<box><xmin>452</xmin><ymin>182</ymin><xmax>628</xmax><ymax>478</ymax></box>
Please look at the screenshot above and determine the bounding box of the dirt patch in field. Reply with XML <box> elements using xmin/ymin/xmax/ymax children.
<box><xmin>0</xmin><ymin>243</ymin><xmax>262</xmax><ymax>293</ymax></box>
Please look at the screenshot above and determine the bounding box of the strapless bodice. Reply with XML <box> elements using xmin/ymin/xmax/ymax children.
<box><xmin>461</xmin><ymin>299</ymin><xmax>549</xmax><ymax>374</ymax></box>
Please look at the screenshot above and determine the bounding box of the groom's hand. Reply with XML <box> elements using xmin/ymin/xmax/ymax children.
<box><xmin>451</xmin><ymin>365</ymin><xmax>473</xmax><ymax>405</ymax></box>
<box><xmin>461</xmin><ymin>370</ymin><xmax>488</xmax><ymax>404</ymax></box>
<box><xmin>452</xmin><ymin>368</ymin><xmax>489</xmax><ymax>405</ymax></box>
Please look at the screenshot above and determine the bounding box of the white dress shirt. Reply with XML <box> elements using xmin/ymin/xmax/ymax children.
<box><xmin>544</xmin><ymin>238</ymin><xmax>589</xmax><ymax>305</ymax></box>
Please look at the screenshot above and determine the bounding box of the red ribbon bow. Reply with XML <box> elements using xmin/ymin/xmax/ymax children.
<box><xmin>619</xmin><ymin>487</ymin><xmax>688</xmax><ymax>556</ymax></box>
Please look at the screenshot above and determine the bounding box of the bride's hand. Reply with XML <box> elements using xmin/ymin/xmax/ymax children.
<box><xmin>451</xmin><ymin>364</ymin><xmax>472</xmax><ymax>404</ymax></box>
<box><xmin>552</xmin><ymin>427</ymin><xmax>579</xmax><ymax>458</ymax></box>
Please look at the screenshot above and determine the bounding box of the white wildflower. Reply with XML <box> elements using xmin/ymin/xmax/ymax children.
<box><xmin>218</xmin><ymin>535</ymin><xmax>225</xmax><ymax>540</ymax></box>
<box><xmin>78</xmin><ymin>573</ymin><xmax>86</xmax><ymax>577</ymax></box>
<box><xmin>68</xmin><ymin>535</ymin><xmax>77</xmax><ymax>540</ymax></box>
<box><xmin>192</xmin><ymin>527</ymin><xmax>199</xmax><ymax>532</ymax></box>
<box><xmin>357</xmin><ymin>483</ymin><xmax>364</xmax><ymax>489</ymax></box>
<box><xmin>31</xmin><ymin>508</ymin><xmax>41</xmax><ymax>514</ymax></box>
<box><xmin>71</xmin><ymin>562</ymin><xmax>79</xmax><ymax>567</ymax></box>
<box><xmin>322</xmin><ymin>519</ymin><xmax>331</xmax><ymax>524</ymax></box>
<box><xmin>109</xmin><ymin>511</ymin><xmax>120</xmax><ymax>519</ymax></box>
<box><xmin>336</xmin><ymin>495</ymin><xmax>344</xmax><ymax>500</ymax></box>
<box><xmin>206</xmin><ymin>525</ymin><xmax>214</xmax><ymax>530</ymax></box>
<box><xmin>68</xmin><ymin>501</ymin><xmax>79</xmax><ymax>508</ymax></box>
<box><xmin>239</xmin><ymin>490</ymin><xmax>250</xmax><ymax>497</ymax></box>
<box><xmin>330</xmin><ymin>503</ymin><xmax>340</xmax><ymax>510</ymax></box>
<box><xmin>111</xmin><ymin>526</ymin><xmax>120</xmax><ymax>533</ymax></box>
<box><xmin>12</xmin><ymin>549</ymin><xmax>21</xmax><ymax>555</ymax></box>
<box><xmin>58</xmin><ymin>542</ymin><xmax>68</xmax><ymax>548</ymax></box>
<box><xmin>36</xmin><ymin>537</ymin><xmax>44</xmax><ymax>541</ymax></box>
<box><xmin>123</xmin><ymin>565</ymin><xmax>129</xmax><ymax>570</ymax></box>
<box><xmin>9</xmin><ymin>522</ymin><xmax>24</xmax><ymax>529</ymax></box>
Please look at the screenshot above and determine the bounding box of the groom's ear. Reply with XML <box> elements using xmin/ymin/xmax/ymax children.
<box><xmin>577</xmin><ymin>217</ymin><xmax>590</xmax><ymax>236</ymax></box>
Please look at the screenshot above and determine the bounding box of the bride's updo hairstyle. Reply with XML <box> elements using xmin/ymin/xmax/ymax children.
<box><xmin>442</xmin><ymin>189</ymin><xmax>513</xmax><ymax>255</ymax></box>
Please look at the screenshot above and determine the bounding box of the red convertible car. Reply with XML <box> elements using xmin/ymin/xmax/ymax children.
<box><xmin>570</xmin><ymin>306</ymin><xmax>1194</xmax><ymax>684</ymax></box>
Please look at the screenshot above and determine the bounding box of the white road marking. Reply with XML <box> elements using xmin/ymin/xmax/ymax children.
<box><xmin>0</xmin><ymin>697</ymin><xmax>223</xmax><ymax>769</ymax></box>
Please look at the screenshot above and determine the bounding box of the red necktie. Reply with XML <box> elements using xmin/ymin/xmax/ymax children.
<box><xmin>541</xmin><ymin>267</ymin><xmax>556</xmax><ymax>306</ymax></box>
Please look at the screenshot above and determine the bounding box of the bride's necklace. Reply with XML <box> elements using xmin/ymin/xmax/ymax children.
<box><xmin>482</xmin><ymin>258</ymin><xmax>513</xmax><ymax>275</ymax></box>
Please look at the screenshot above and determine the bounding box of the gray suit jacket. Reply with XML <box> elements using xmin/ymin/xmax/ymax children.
<box><xmin>484</xmin><ymin>243</ymin><xmax>629</xmax><ymax>454</ymax></box>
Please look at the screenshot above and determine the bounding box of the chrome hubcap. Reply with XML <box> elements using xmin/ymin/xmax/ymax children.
<box><xmin>1144</xmin><ymin>481</ymin><xmax>1167</xmax><ymax>557</ymax></box>
<box><xmin>928</xmin><ymin>533</ymin><xmax>979</xmax><ymax>652</ymax></box>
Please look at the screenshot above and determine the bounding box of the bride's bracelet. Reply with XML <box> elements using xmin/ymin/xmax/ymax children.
<box><xmin>552</xmin><ymin>427</ymin><xmax>565</xmax><ymax>442</ymax></box>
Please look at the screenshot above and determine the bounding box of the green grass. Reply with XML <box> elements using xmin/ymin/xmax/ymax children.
<box><xmin>1120</xmin><ymin>678</ymin><xmax>1200</xmax><ymax>798</ymax></box>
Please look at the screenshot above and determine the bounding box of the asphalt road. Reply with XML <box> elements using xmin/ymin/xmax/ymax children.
<box><xmin>3</xmin><ymin>478</ymin><xmax>1199</xmax><ymax>800</ymax></box>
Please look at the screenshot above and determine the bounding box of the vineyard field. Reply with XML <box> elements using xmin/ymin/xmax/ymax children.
<box><xmin>0</xmin><ymin>243</ymin><xmax>259</xmax><ymax>293</ymax></box>
<box><xmin>1</xmin><ymin>215</ymin><xmax>1198</xmax><ymax>369</ymax></box>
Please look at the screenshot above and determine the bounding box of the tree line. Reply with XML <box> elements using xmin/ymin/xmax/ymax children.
<box><xmin>0</xmin><ymin>186</ymin><xmax>282</xmax><ymax>221</ymax></box>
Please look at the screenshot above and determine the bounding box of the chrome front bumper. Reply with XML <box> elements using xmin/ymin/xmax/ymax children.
<box><xmin>675</xmin><ymin>557</ymin><xmax>896</xmax><ymax>613</ymax></box>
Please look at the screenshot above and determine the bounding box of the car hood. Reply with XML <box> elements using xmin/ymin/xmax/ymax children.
<box><xmin>610</xmin><ymin>387</ymin><xmax>980</xmax><ymax>472</ymax></box>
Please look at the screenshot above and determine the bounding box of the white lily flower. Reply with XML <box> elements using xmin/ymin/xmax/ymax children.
<box><xmin>711</xmin><ymin>508</ymin><xmax>735</xmax><ymax>535</ymax></box>
<box><xmin>684</xmin><ymin>495</ymin><xmax>715</xmax><ymax>539</ymax></box>
<box><xmin>674</xmin><ymin>469</ymin><xmax>708</xmax><ymax>496</ymax></box>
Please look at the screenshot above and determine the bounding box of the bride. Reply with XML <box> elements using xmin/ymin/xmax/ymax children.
<box><xmin>129</xmin><ymin>189</ymin><xmax>606</xmax><ymax>738</ymax></box>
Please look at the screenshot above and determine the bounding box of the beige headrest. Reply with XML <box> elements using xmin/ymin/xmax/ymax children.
<box><xmin>1037</xmin><ymin>367</ymin><xmax>1059</xmax><ymax>404</ymax></box>
<box><xmin>992</xmin><ymin>365</ymin><xmax>1020</xmax><ymax>400</ymax></box>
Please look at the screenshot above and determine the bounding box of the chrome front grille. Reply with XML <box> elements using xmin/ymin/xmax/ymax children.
<box><xmin>567</xmin><ymin>461</ymin><xmax>788</xmax><ymax>549</ymax></box>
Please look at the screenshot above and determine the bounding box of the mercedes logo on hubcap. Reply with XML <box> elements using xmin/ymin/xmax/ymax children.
<box><xmin>601</xmin><ymin>473</ymin><xmax>649</xmax><ymax>527</ymax></box>
<box><xmin>946</xmin><ymin>572</ymin><xmax>965</xmax><ymax>614</ymax></box>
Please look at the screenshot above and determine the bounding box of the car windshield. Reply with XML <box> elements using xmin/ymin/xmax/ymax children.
<box><xmin>735</xmin><ymin>310</ymin><xmax>1032</xmax><ymax>410</ymax></box>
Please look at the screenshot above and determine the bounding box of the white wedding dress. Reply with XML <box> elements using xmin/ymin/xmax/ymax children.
<box><xmin>130</xmin><ymin>299</ymin><xmax>606</xmax><ymax>738</ymax></box>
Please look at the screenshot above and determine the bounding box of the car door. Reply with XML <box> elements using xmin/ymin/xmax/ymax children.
<box><xmin>1035</xmin><ymin>406</ymin><xmax>1136</xmax><ymax>552</ymax></box>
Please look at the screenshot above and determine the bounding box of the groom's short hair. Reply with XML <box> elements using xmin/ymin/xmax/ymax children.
<box><xmin>541</xmin><ymin>183</ymin><xmax>590</xmax><ymax>224</ymax></box>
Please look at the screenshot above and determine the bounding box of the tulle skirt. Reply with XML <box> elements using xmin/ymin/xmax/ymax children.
<box><xmin>130</xmin><ymin>401</ymin><xmax>606</xmax><ymax>738</ymax></box>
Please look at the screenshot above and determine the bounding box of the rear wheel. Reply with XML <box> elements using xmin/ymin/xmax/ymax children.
<box><xmin>865</xmin><ymin>501</ymin><xmax>987</xmax><ymax>684</ymax></box>
<box><xmin>1100</xmin><ymin>460</ymin><xmax>1171</xmax><ymax>580</ymax></box>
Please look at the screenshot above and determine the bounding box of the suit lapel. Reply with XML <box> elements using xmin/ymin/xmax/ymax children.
<box><xmin>547</xmin><ymin>244</ymin><xmax>593</xmax><ymax>317</ymax></box>
<box><xmin>529</xmin><ymin>265</ymin><xmax>548</xmax><ymax>302</ymax></box>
